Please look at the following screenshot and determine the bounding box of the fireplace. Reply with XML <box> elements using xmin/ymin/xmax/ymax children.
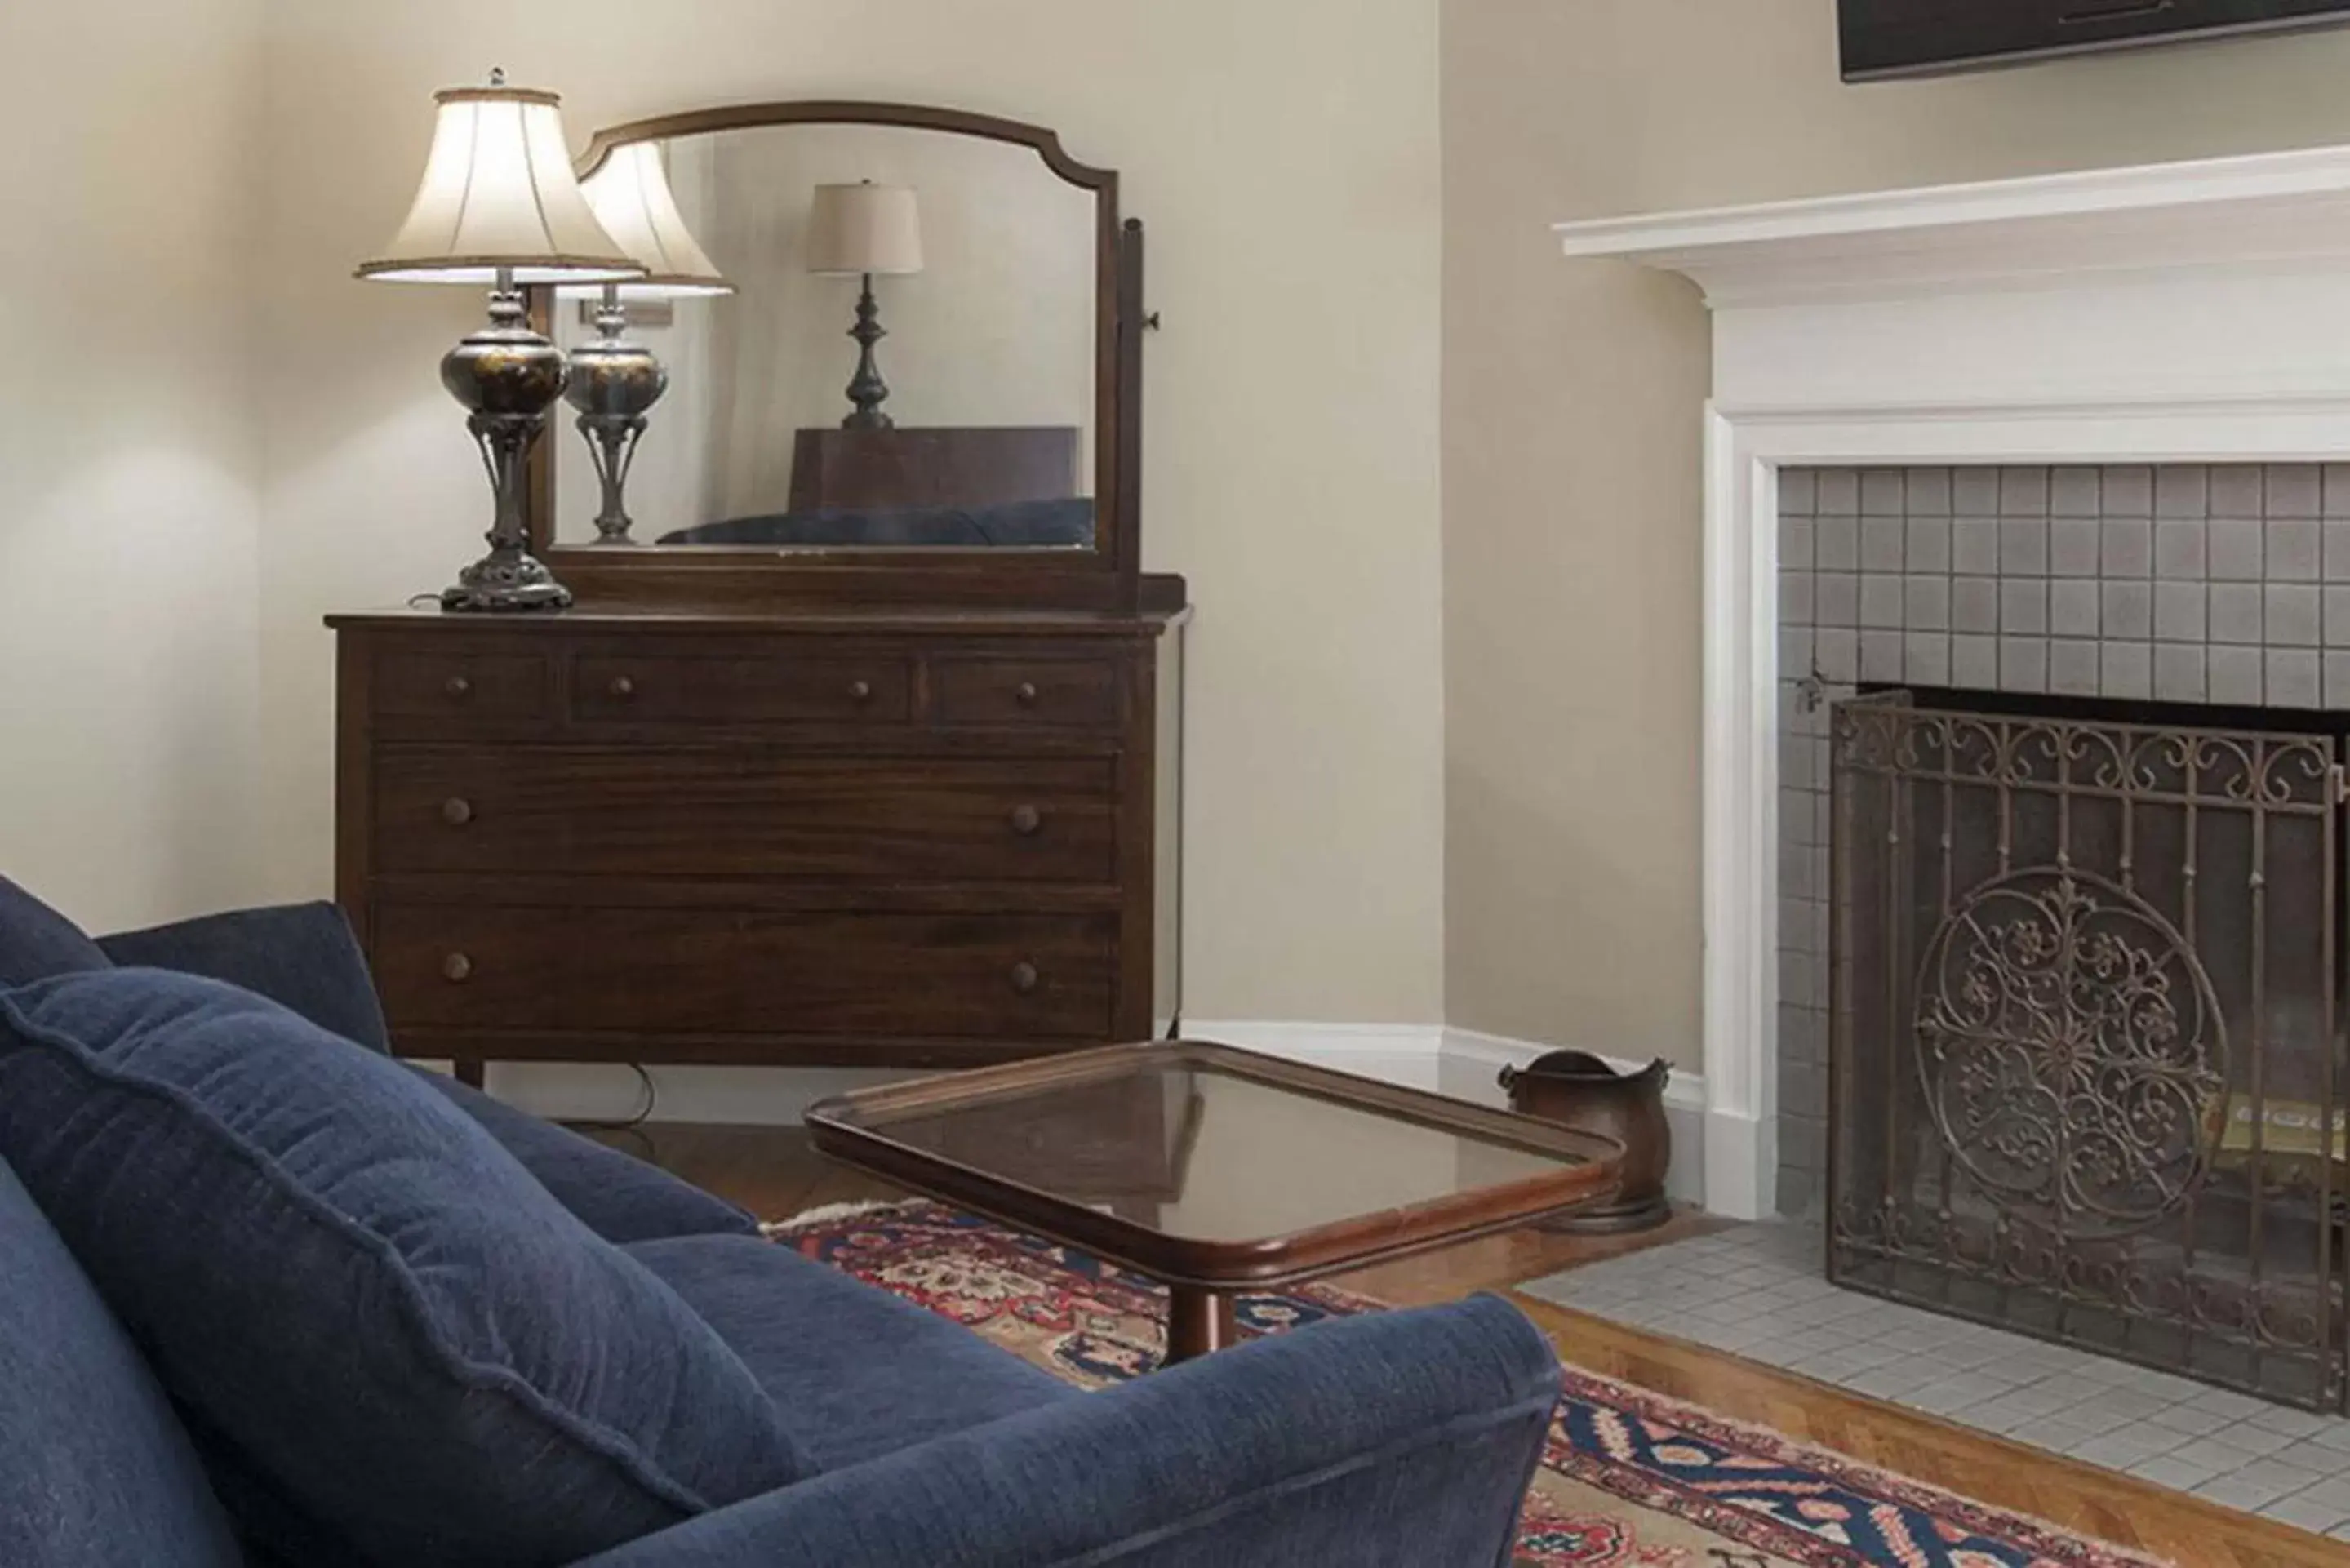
<box><xmin>1828</xmin><ymin>684</ymin><xmax>2346</xmax><ymax>1410</ymax></box>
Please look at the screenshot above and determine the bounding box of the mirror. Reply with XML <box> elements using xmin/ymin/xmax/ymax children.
<box><xmin>537</xmin><ymin>110</ymin><xmax>1108</xmax><ymax>555</ymax></box>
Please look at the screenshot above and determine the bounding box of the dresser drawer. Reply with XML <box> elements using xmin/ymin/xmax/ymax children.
<box><xmin>373</xmin><ymin>750</ymin><xmax>1117</xmax><ymax>882</ymax></box>
<box><xmin>571</xmin><ymin>651</ymin><xmax>913</xmax><ymax>726</ymax></box>
<box><xmin>375</xmin><ymin>648</ymin><xmax>551</xmax><ymax>724</ymax></box>
<box><xmin>372</xmin><ymin>904</ymin><xmax>1117</xmax><ymax>1041</ymax></box>
<box><xmin>932</xmin><ymin>657</ymin><xmax>1120</xmax><ymax>729</ymax></box>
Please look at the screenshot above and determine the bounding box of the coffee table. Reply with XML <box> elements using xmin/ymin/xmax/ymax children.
<box><xmin>805</xmin><ymin>1040</ymin><xmax>1623</xmax><ymax>1363</ymax></box>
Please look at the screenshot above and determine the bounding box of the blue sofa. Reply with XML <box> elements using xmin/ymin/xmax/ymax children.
<box><xmin>0</xmin><ymin>888</ymin><xmax>1562</xmax><ymax>1567</ymax></box>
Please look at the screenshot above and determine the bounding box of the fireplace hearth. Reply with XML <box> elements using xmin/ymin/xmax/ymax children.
<box><xmin>1830</xmin><ymin>687</ymin><xmax>2348</xmax><ymax>1410</ymax></box>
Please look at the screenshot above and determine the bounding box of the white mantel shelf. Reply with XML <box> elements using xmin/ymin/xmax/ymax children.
<box><xmin>1555</xmin><ymin>144</ymin><xmax>2350</xmax><ymax>308</ymax></box>
<box><xmin>1553</xmin><ymin>143</ymin><xmax>2350</xmax><ymax>1221</ymax></box>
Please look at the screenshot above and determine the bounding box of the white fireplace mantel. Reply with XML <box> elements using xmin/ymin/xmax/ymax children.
<box><xmin>1556</xmin><ymin>145</ymin><xmax>2350</xmax><ymax>1220</ymax></box>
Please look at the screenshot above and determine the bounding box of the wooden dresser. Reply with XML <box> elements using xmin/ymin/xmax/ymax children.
<box><xmin>329</xmin><ymin>606</ymin><xmax>1184</xmax><ymax>1084</ymax></box>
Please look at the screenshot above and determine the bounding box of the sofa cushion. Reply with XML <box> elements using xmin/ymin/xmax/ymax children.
<box><xmin>0</xmin><ymin>877</ymin><xmax>111</xmax><ymax>988</ymax></box>
<box><xmin>415</xmin><ymin>1068</ymin><xmax>763</xmax><ymax>1245</ymax></box>
<box><xmin>626</xmin><ymin>1232</ymin><xmax>1078</xmax><ymax>1472</ymax></box>
<box><xmin>0</xmin><ymin>1156</ymin><xmax>243</xmax><ymax>1567</ymax></box>
<box><xmin>99</xmin><ymin>900</ymin><xmax>392</xmax><ymax>1053</ymax></box>
<box><xmin>0</xmin><ymin>969</ymin><xmax>815</xmax><ymax>1568</ymax></box>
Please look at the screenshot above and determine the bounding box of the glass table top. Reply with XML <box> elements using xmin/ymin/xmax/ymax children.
<box><xmin>811</xmin><ymin>1043</ymin><xmax>1614</xmax><ymax>1245</ymax></box>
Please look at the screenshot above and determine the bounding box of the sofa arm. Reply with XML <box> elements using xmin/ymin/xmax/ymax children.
<box><xmin>97</xmin><ymin>903</ymin><xmax>392</xmax><ymax>1054</ymax></box>
<box><xmin>570</xmin><ymin>1293</ymin><xmax>1559</xmax><ymax>1568</ymax></box>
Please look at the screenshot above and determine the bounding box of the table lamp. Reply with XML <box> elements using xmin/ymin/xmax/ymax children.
<box><xmin>557</xmin><ymin>142</ymin><xmax>732</xmax><ymax>546</ymax></box>
<box><xmin>805</xmin><ymin>181</ymin><xmax>923</xmax><ymax>430</ymax></box>
<box><xmin>357</xmin><ymin>71</ymin><xmax>642</xmax><ymax>611</ymax></box>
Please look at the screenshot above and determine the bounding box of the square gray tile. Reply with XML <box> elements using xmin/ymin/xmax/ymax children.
<box><xmin>1859</xmin><ymin>630</ymin><xmax>1904</xmax><ymax>682</ymax></box>
<box><xmin>2154</xmin><ymin>644</ymin><xmax>2207</xmax><ymax>704</ymax></box>
<box><xmin>2269</xmin><ymin>517</ymin><xmax>2321</xmax><ymax>582</ymax></box>
<box><xmin>1905</xmin><ymin>516</ymin><xmax>1952</xmax><ymax>574</ymax></box>
<box><xmin>1905</xmin><ymin>576</ymin><xmax>1951</xmax><ymax>632</ymax></box>
<box><xmin>2268</xmin><ymin>463</ymin><xmax>2322</xmax><ymax>518</ymax></box>
<box><xmin>2049</xmin><ymin>640</ymin><xmax>2099</xmax><ymax>696</ymax></box>
<box><xmin>2050</xmin><ymin>580</ymin><xmax>2100</xmax><ymax>638</ymax></box>
<box><xmin>2001</xmin><ymin>466</ymin><xmax>2050</xmax><ymax>516</ymax></box>
<box><xmin>1781</xmin><ymin>514</ymin><xmax>1815</xmax><ymax>571</ymax></box>
<box><xmin>1952</xmin><ymin>634</ymin><xmax>1997</xmax><ymax>689</ymax></box>
<box><xmin>2050</xmin><ymin>466</ymin><xmax>2102</xmax><ymax>517</ymax></box>
<box><xmin>1817</xmin><ymin>572</ymin><xmax>1859</xmax><ymax>628</ymax></box>
<box><xmin>1953</xmin><ymin>468</ymin><xmax>2001</xmax><ymax>515</ymax></box>
<box><xmin>2209</xmin><ymin>464</ymin><xmax>2264</xmax><ymax>516</ymax></box>
<box><xmin>1860</xmin><ymin>469</ymin><xmax>1906</xmax><ymax>517</ymax></box>
<box><xmin>2268</xmin><ymin>648</ymin><xmax>2321</xmax><ymax>708</ymax></box>
<box><xmin>2050</xmin><ymin>517</ymin><xmax>2100</xmax><ymax>577</ymax></box>
<box><xmin>1779</xmin><ymin>469</ymin><xmax>1819</xmax><ymax>516</ymax></box>
<box><xmin>2156</xmin><ymin>518</ymin><xmax>2207</xmax><ymax>579</ymax></box>
<box><xmin>1952</xmin><ymin>517</ymin><xmax>2000</xmax><ymax>575</ymax></box>
<box><xmin>2210</xmin><ymin>583</ymin><xmax>2263</xmax><ymax>645</ymax></box>
<box><xmin>2210</xmin><ymin>644</ymin><xmax>2264</xmax><ymax>704</ymax></box>
<box><xmin>2102</xmin><ymin>580</ymin><xmax>2152</xmax><ymax>640</ymax></box>
<box><xmin>1817</xmin><ymin>515</ymin><xmax>1859</xmax><ymax>571</ymax></box>
<box><xmin>2102</xmin><ymin>517</ymin><xmax>2153</xmax><ymax>578</ymax></box>
<box><xmin>2156</xmin><ymin>464</ymin><xmax>2209</xmax><ymax>517</ymax></box>
<box><xmin>1952</xmin><ymin>577</ymin><xmax>1999</xmax><ymax>634</ymax></box>
<box><xmin>1816</xmin><ymin>469</ymin><xmax>1859</xmax><ymax>516</ymax></box>
<box><xmin>2326</xmin><ymin>586</ymin><xmax>2350</xmax><ymax>646</ymax></box>
<box><xmin>2105</xmin><ymin>465</ymin><xmax>2155</xmax><ymax>515</ymax></box>
<box><xmin>2327</xmin><ymin>651</ymin><xmax>2350</xmax><ymax>708</ymax></box>
<box><xmin>1860</xmin><ymin>574</ymin><xmax>1904</xmax><ymax>629</ymax></box>
<box><xmin>2101</xmin><ymin>641</ymin><xmax>2152</xmax><ymax>700</ymax></box>
<box><xmin>1906</xmin><ymin>467</ymin><xmax>1953</xmax><ymax>516</ymax></box>
<box><xmin>2001</xmin><ymin>578</ymin><xmax>2049</xmax><ymax>634</ymax></box>
<box><xmin>1905</xmin><ymin>633</ymin><xmax>1951</xmax><ymax>686</ymax></box>
<box><xmin>2003</xmin><ymin>636</ymin><xmax>2050</xmax><ymax>693</ymax></box>
<box><xmin>1861</xmin><ymin>516</ymin><xmax>1905</xmax><ymax>572</ymax></box>
<box><xmin>2267</xmin><ymin>584</ymin><xmax>2321</xmax><ymax>646</ymax></box>
<box><xmin>2208</xmin><ymin>517</ymin><xmax>2263</xmax><ymax>581</ymax></box>
<box><xmin>2153</xmin><ymin>581</ymin><xmax>2206</xmax><ymax>643</ymax></box>
<box><xmin>2001</xmin><ymin>517</ymin><xmax>2050</xmax><ymax>576</ymax></box>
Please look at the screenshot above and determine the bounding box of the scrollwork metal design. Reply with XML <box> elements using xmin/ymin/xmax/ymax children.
<box><xmin>1915</xmin><ymin>868</ymin><xmax>2226</xmax><ymax>1241</ymax></box>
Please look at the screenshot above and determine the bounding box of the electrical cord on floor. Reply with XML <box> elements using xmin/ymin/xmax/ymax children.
<box><xmin>565</xmin><ymin>1063</ymin><xmax>660</xmax><ymax>1133</ymax></box>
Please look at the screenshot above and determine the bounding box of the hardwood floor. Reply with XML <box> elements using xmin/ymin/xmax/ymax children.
<box><xmin>606</xmin><ymin>1121</ymin><xmax>2345</xmax><ymax>1566</ymax></box>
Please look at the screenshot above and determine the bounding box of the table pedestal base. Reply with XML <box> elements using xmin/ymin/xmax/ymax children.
<box><xmin>1165</xmin><ymin>1286</ymin><xmax>1237</xmax><ymax>1365</ymax></box>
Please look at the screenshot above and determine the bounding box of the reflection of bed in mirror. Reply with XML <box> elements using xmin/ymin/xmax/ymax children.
<box><xmin>656</xmin><ymin>423</ymin><xmax>1092</xmax><ymax>547</ymax></box>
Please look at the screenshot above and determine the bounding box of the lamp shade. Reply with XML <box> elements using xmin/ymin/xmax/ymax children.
<box><xmin>357</xmin><ymin>78</ymin><xmax>642</xmax><ymax>286</ymax></box>
<box><xmin>561</xmin><ymin>142</ymin><xmax>731</xmax><ymax>299</ymax></box>
<box><xmin>805</xmin><ymin>183</ymin><xmax>923</xmax><ymax>277</ymax></box>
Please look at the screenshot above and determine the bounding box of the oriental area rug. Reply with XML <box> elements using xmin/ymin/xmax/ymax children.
<box><xmin>771</xmin><ymin>1201</ymin><xmax>2169</xmax><ymax>1568</ymax></box>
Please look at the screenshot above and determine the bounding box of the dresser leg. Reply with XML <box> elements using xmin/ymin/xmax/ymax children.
<box><xmin>455</xmin><ymin>1059</ymin><xmax>486</xmax><ymax>1090</ymax></box>
<box><xmin>1164</xmin><ymin>1286</ymin><xmax>1237</xmax><ymax>1365</ymax></box>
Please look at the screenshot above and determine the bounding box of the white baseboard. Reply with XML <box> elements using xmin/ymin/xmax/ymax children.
<box><xmin>472</xmin><ymin>1021</ymin><xmax>1717</xmax><ymax>1213</ymax></box>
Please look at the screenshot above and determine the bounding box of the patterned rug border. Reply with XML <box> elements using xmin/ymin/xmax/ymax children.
<box><xmin>771</xmin><ymin>1198</ymin><xmax>2173</xmax><ymax>1567</ymax></box>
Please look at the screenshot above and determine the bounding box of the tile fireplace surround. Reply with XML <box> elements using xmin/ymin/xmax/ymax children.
<box><xmin>1775</xmin><ymin>459</ymin><xmax>2350</xmax><ymax>1218</ymax></box>
<box><xmin>1557</xmin><ymin>143</ymin><xmax>2350</xmax><ymax>1223</ymax></box>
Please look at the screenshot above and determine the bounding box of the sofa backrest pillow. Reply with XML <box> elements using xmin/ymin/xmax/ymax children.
<box><xmin>0</xmin><ymin>876</ymin><xmax>111</xmax><ymax>987</ymax></box>
<box><xmin>0</xmin><ymin>1156</ymin><xmax>244</xmax><ymax>1567</ymax></box>
<box><xmin>0</xmin><ymin>970</ymin><xmax>814</xmax><ymax>1568</ymax></box>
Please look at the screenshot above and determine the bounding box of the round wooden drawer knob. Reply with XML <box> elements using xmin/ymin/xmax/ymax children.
<box><xmin>1009</xmin><ymin>805</ymin><xmax>1042</xmax><ymax>837</ymax></box>
<box><xmin>1015</xmin><ymin>682</ymin><xmax>1041</xmax><ymax>708</ymax></box>
<box><xmin>607</xmin><ymin>675</ymin><xmax>637</xmax><ymax>701</ymax></box>
<box><xmin>848</xmin><ymin>680</ymin><xmax>874</xmax><ymax>704</ymax></box>
<box><xmin>441</xmin><ymin>797</ymin><xmax>474</xmax><ymax>827</ymax></box>
<box><xmin>1009</xmin><ymin>962</ymin><xmax>1041</xmax><ymax>996</ymax></box>
<box><xmin>443</xmin><ymin>675</ymin><xmax>473</xmax><ymax>701</ymax></box>
<box><xmin>442</xmin><ymin>953</ymin><xmax>474</xmax><ymax>984</ymax></box>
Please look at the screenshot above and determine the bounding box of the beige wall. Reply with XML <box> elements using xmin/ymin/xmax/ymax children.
<box><xmin>0</xmin><ymin>2</ymin><xmax>265</xmax><ymax>934</ymax></box>
<box><xmin>1442</xmin><ymin>2</ymin><xmax>2350</xmax><ymax>1067</ymax></box>
<box><xmin>256</xmin><ymin>0</ymin><xmax>1446</xmax><ymax>1026</ymax></box>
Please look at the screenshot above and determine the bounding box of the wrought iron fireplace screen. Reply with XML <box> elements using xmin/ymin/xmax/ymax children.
<box><xmin>1830</xmin><ymin>691</ymin><xmax>2347</xmax><ymax>1410</ymax></box>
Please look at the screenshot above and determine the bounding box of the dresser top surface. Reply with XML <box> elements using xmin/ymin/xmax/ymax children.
<box><xmin>327</xmin><ymin>602</ymin><xmax>1190</xmax><ymax>638</ymax></box>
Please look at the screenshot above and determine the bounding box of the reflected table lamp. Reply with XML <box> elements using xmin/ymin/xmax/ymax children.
<box><xmin>558</xmin><ymin>142</ymin><xmax>732</xmax><ymax>546</ymax></box>
<box><xmin>355</xmin><ymin>71</ymin><xmax>642</xmax><ymax>611</ymax></box>
<box><xmin>806</xmin><ymin>181</ymin><xmax>923</xmax><ymax>430</ymax></box>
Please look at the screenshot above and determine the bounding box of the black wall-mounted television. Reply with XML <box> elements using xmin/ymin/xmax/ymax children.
<box><xmin>1841</xmin><ymin>0</ymin><xmax>2350</xmax><ymax>79</ymax></box>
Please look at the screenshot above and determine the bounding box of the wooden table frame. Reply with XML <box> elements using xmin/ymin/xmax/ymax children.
<box><xmin>806</xmin><ymin>1040</ymin><xmax>1624</xmax><ymax>1361</ymax></box>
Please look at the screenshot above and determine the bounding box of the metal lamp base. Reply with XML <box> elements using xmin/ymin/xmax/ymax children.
<box><xmin>434</xmin><ymin>280</ymin><xmax>575</xmax><ymax>614</ymax></box>
<box><xmin>440</xmin><ymin>552</ymin><xmax>574</xmax><ymax>614</ymax></box>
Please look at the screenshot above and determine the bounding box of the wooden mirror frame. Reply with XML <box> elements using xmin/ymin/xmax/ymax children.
<box><xmin>523</xmin><ymin>100</ymin><xmax>1166</xmax><ymax>612</ymax></box>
